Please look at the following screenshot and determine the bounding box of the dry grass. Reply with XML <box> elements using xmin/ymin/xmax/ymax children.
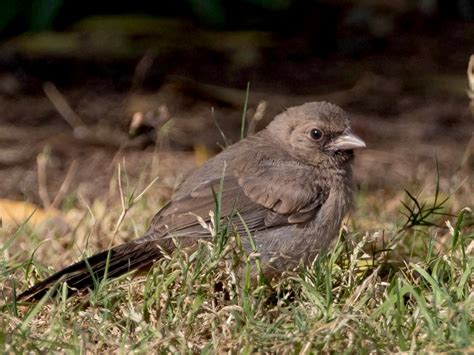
<box><xmin>0</xmin><ymin>154</ymin><xmax>472</xmax><ymax>353</ymax></box>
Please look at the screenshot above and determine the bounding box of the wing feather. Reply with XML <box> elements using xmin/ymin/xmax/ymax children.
<box><xmin>145</xmin><ymin>147</ymin><xmax>329</xmax><ymax>244</ymax></box>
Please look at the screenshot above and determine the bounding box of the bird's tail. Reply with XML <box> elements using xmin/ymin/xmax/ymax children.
<box><xmin>18</xmin><ymin>240</ymin><xmax>162</xmax><ymax>301</ymax></box>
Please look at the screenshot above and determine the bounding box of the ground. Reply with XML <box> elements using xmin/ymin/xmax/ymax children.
<box><xmin>0</xmin><ymin>18</ymin><xmax>472</xmax><ymax>353</ymax></box>
<box><xmin>0</xmin><ymin>22</ymin><xmax>473</xmax><ymax>204</ymax></box>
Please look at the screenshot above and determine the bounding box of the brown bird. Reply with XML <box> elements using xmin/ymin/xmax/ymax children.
<box><xmin>19</xmin><ymin>102</ymin><xmax>366</xmax><ymax>300</ymax></box>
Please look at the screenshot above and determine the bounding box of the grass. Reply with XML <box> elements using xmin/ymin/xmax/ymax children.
<box><xmin>0</xmin><ymin>164</ymin><xmax>472</xmax><ymax>353</ymax></box>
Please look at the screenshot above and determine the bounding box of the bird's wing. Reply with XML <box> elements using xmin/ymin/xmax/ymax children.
<box><xmin>234</xmin><ymin>157</ymin><xmax>329</xmax><ymax>223</ymax></box>
<box><xmin>148</xmin><ymin>175</ymin><xmax>272</xmax><ymax>239</ymax></box>
<box><xmin>147</xmin><ymin>156</ymin><xmax>329</xmax><ymax>240</ymax></box>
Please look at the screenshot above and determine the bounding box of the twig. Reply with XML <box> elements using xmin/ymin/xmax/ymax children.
<box><xmin>50</xmin><ymin>160</ymin><xmax>78</xmax><ymax>210</ymax></box>
<box><xmin>247</xmin><ymin>100</ymin><xmax>267</xmax><ymax>136</ymax></box>
<box><xmin>169</xmin><ymin>72</ymin><xmax>386</xmax><ymax>110</ymax></box>
<box><xmin>36</xmin><ymin>150</ymin><xmax>51</xmax><ymax>209</ymax></box>
<box><xmin>132</xmin><ymin>50</ymin><xmax>155</xmax><ymax>90</ymax></box>
<box><xmin>45</xmin><ymin>82</ymin><xmax>146</xmax><ymax>149</ymax></box>
<box><xmin>43</xmin><ymin>82</ymin><xmax>86</xmax><ymax>129</ymax></box>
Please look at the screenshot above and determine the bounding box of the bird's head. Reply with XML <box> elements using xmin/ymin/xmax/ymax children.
<box><xmin>266</xmin><ymin>102</ymin><xmax>366</xmax><ymax>167</ymax></box>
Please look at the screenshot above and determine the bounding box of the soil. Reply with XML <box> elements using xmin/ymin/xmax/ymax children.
<box><xmin>0</xmin><ymin>20</ymin><xmax>473</xmax><ymax>208</ymax></box>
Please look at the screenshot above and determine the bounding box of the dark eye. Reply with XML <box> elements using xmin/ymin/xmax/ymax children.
<box><xmin>310</xmin><ymin>128</ymin><xmax>323</xmax><ymax>141</ymax></box>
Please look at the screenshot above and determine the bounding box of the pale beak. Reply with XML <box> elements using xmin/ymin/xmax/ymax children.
<box><xmin>328</xmin><ymin>129</ymin><xmax>366</xmax><ymax>151</ymax></box>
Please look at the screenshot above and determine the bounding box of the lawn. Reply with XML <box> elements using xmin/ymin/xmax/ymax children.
<box><xmin>0</xmin><ymin>159</ymin><xmax>472</xmax><ymax>353</ymax></box>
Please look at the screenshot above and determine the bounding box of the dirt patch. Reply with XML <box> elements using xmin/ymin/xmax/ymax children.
<box><xmin>0</xmin><ymin>24</ymin><xmax>472</xmax><ymax>208</ymax></box>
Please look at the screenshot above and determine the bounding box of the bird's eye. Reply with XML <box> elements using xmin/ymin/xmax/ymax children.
<box><xmin>310</xmin><ymin>128</ymin><xmax>323</xmax><ymax>141</ymax></box>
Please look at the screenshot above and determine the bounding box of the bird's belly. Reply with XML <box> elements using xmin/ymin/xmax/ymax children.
<box><xmin>248</xmin><ymin>186</ymin><xmax>351</xmax><ymax>277</ymax></box>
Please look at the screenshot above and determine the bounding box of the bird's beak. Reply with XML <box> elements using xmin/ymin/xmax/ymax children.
<box><xmin>328</xmin><ymin>129</ymin><xmax>366</xmax><ymax>151</ymax></box>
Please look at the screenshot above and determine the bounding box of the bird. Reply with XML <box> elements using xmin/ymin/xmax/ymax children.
<box><xmin>19</xmin><ymin>102</ymin><xmax>366</xmax><ymax>301</ymax></box>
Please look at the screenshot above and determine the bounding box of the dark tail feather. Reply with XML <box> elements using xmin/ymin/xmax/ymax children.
<box><xmin>18</xmin><ymin>241</ymin><xmax>162</xmax><ymax>301</ymax></box>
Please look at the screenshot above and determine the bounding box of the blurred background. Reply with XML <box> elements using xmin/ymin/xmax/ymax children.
<box><xmin>0</xmin><ymin>0</ymin><xmax>472</xmax><ymax>210</ymax></box>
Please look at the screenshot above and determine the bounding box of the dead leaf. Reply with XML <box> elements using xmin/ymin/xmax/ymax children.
<box><xmin>0</xmin><ymin>199</ymin><xmax>61</xmax><ymax>227</ymax></box>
